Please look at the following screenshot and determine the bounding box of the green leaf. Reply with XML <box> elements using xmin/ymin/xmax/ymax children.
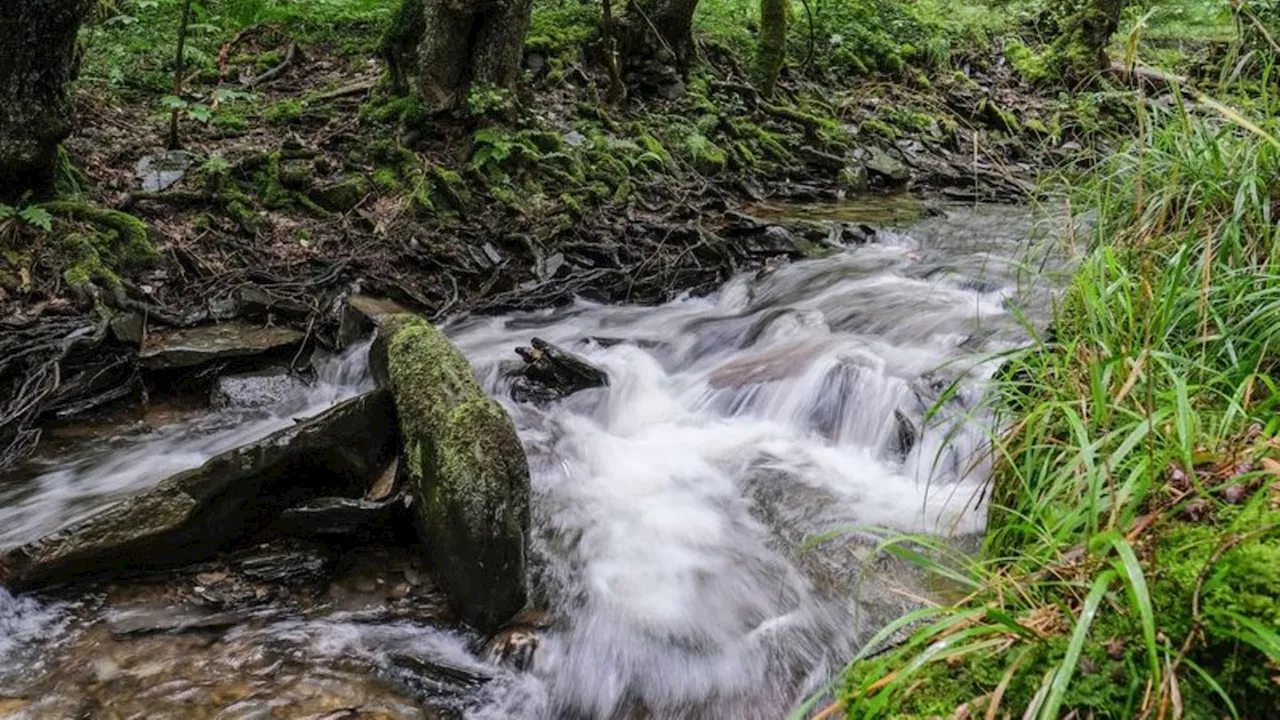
<box><xmin>1220</xmin><ymin>610</ymin><xmax>1280</xmax><ymax>660</ymax></box>
<box><xmin>1040</xmin><ymin>570</ymin><xmax>1115</xmax><ymax>720</ymax></box>
<box><xmin>473</xmin><ymin>127</ymin><xmax>503</xmax><ymax>145</ymax></box>
<box><xmin>0</xmin><ymin>204</ymin><xmax>15</xmax><ymax>221</ymax></box>
<box><xmin>19</xmin><ymin>206</ymin><xmax>53</xmax><ymax>231</ymax></box>
<box><xmin>161</xmin><ymin>95</ymin><xmax>189</xmax><ymax>110</ymax></box>
<box><xmin>186</xmin><ymin>105</ymin><xmax>213</xmax><ymax>123</ymax></box>
<box><xmin>1092</xmin><ymin>531</ymin><xmax>1159</xmax><ymax>681</ymax></box>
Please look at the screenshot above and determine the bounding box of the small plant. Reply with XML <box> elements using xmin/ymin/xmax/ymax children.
<box><xmin>0</xmin><ymin>204</ymin><xmax>54</xmax><ymax>232</ymax></box>
<box><xmin>468</xmin><ymin>127</ymin><xmax>521</xmax><ymax>171</ymax></box>
<box><xmin>162</xmin><ymin>87</ymin><xmax>253</xmax><ymax>125</ymax></box>
<box><xmin>466</xmin><ymin>84</ymin><xmax>512</xmax><ymax>117</ymax></box>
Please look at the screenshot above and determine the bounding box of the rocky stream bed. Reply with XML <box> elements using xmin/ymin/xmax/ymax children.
<box><xmin>0</xmin><ymin>199</ymin><xmax>1069</xmax><ymax>719</ymax></box>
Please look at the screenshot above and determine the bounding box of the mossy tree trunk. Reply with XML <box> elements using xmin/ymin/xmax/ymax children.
<box><xmin>619</xmin><ymin>0</ymin><xmax>701</xmax><ymax>91</ymax></box>
<box><xmin>0</xmin><ymin>0</ymin><xmax>93</xmax><ymax>201</ymax></box>
<box><xmin>756</xmin><ymin>0</ymin><xmax>788</xmax><ymax>98</ymax></box>
<box><xmin>381</xmin><ymin>0</ymin><xmax>534</xmax><ymax>114</ymax></box>
<box><xmin>1051</xmin><ymin>0</ymin><xmax>1126</xmax><ymax>80</ymax></box>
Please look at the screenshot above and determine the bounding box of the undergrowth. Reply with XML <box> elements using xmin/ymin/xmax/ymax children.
<box><xmin>823</xmin><ymin>87</ymin><xmax>1280</xmax><ymax>718</ymax></box>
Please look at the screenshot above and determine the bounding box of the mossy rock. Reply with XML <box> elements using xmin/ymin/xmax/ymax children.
<box><xmin>373</xmin><ymin>315</ymin><xmax>530</xmax><ymax>632</ymax></box>
<box><xmin>311</xmin><ymin>175</ymin><xmax>372</xmax><ymax>212</ymax></box>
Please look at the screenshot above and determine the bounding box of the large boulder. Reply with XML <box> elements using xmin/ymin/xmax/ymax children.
<box><xmin>0</xmin><ymin>391</ymin><xmax>397</xmax><ymax>590</ymax></box>
<box><xmin>372</xmin><ymin>315</ymin><xmax>530</xmax><ymax>632</ymax></box>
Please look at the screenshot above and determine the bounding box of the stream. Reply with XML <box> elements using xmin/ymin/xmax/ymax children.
<box><xmin>0</xmin><ymin>201</ymin><xmax>1064</xmax><ymax>719</ymax></box>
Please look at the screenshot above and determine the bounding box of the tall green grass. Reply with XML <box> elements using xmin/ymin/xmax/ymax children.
<box><xmin>825</xmin><ymin>92</ymin><xmax>1280</xmax><ymax>718</ymax></box>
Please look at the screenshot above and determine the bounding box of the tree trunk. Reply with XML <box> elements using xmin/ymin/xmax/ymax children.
<box><xmin>756</xmin><ymin>0</ymin><xmax>787</xmax><ymax>98</ymax></box>
<box><xmin>381</xmin><ymin>0</ymin><xmax>533</xmax><ymax>115</ymax></box>
<box><xmin>1051</xmin><ymin>0</ymin><xmax>1125</xmax><ymax>80</ymax></box>
<box><xmin>0</xmin><ymin>0</ymin><xmax>92</xmax><ymax>201</ymax></box>
<box><xmin>619</xmin><ymin>0</ymin><xmax>701</xmax><ymax>94</ymax></box>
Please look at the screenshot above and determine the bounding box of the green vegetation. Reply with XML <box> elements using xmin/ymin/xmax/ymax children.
<box><xmin>824</xmin><ymin>75</ymin><xmax>1280</xmax><ymax>720</ymax></box>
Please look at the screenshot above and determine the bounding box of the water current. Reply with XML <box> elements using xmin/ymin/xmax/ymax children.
<box><xmin>0</xmin><ymin>202</ymin><xmax>1064</xmax><ymax>719</ymax></box>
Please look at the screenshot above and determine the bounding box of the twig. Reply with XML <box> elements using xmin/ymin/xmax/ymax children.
<box><xmin>310</xmin><ymin>78</ymin><xmax>377</xmax><ymax>102</ymax></box>
<box><xmin>167</xmin><ymin>0</ymin><xmax>196</xmax><ymax>149</ymax></box>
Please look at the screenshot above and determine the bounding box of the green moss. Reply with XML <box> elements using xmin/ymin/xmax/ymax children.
<box><xmin>253</xmin><ymin>153</ymin><xmax>291</xmax><ymax>208</ymax></box>
<box><xmin>525</xmin><ymin>1</ymin><xmax>598</xmax><ymax>57</ymax></box>
<box><xmin>372</xmin><ymin>166</ymin><xmax>403</xmax><ymax>192</ymax></box>
<box><xmin>682</xmin><ymin>133</ymin><xmax>729</xmax><ymax>175</ymax></box>
<box><xmin>1006</xmin><ymin>39</ymin><xmax>1056</xmax><ymax>84</ymax></box>
<box><xmin>861</xmin><ymin>118</ymin><xmax>901</xmax><ymax>140</ymax></box>
<box><xmin>40</xmin><ymin>202</ymin><xmax>154</xmax><ymax>269</ymax></box>
<box><xmin>311</xmin><ymin>175</ymin><xmax>372</xmax><ymax>212</ymax></box>
<box><xmin>53</xmin><ymin>146</ymin><xmax>88</xmax><ymax>197</ymax></box>
<box><xmin>60</xmin><ymin>232</ymin><xmax>122</xmax><ymax>288</ymax></box>
<box><xmin>427</xmin><ymin>164</ymin><xmax>472</xmax><ymax>210</ymax></box>
<box><xmin>264</xmin><ymin>98</ymin><xmax>305</xmax><ymax>125</ymax></box>
<box><xmin>378</xmin><ymin>314</ymin><xmax>530</xmax><ymax>631</ymax></box>
<box><xmin>360</xmin><ymin>94</ymin><xmax>426</xmax><ymax>127</ymax></box>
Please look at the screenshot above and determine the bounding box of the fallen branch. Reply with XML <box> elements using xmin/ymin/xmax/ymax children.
<box><xmin>310</xmin><ymin>78</ymin><xmax>377</xmax><ymax>102</ymax></box>
<box><xmin>246</xmin><ymin>42</ymin><xmax>303</xmax><ymax>88</ymax></box>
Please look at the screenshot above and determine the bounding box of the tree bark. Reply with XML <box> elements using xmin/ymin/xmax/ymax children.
<box><xmin>756</xmin><ymin>0</ymin><xmax>787</xmax><ymax>98</ymax></box>
<box><xmin>0</xmin><ymin>0</ymin><xmax>93</xmax><ymax>201</ymax></box>
<box><xmin>624</xmin><ymin>0</ymin><xmax>700</xmax><ymax>68</ymax></box>
<box><xmin>381</xmin><ymin>0</ymin><xmax>533</xmax><ymax>115</ymax></box>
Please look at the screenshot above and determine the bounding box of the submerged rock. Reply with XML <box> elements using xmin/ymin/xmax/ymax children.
<box><xmin>210</xmin><ymin>367</ymin><xmax>309</xmax><ymax>409</ymax></box>
<box><xmin>510</xmin><ymin>337</ymin><xmax>609</xmax><ymax>403</ymax></box>
<box><xmin>138</xmin><ymin>321</ymin><xmax>305</xmax><ymax>370</ymax></box>
<box><xmin>373</xmin><ymin>315</ymin><xmax>530</xmax><ymax>633</ymax></box>
<box><xmin>0</xmin><ymin>392</ymin><xmax>397</xmax><ymax>590</ymax></box>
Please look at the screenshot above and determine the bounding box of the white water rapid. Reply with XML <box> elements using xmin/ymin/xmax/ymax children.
<box><xmin>0</xmin><ymin>203</ymin><xmax>1062</xmax><ymax>720</ymax></box>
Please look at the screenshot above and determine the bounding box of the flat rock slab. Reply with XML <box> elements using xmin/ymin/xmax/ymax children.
<box><xmin>271</xmin><ymin>493</ymin><xmax>406</xmax><ymax>539</ymax></box>
<box><xmin>0</xmin><ymin>391</ymin><xmax>397</xmax><ymax>590</ymax></box>
<box><xmin>338</xmin><ymin>294</ymin><xmax>414</xmax><ymax>349</ymax></box>
<box><xmin>139</xmin><ymin>322</ymin><xmax>305</xmax><ymax>370</ymax></box>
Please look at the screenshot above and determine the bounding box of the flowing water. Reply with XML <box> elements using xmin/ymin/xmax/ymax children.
<box><xmin>0</xmin><ymin>202</ymin><xmax>1065</xmax><ymax>719</ymax></box>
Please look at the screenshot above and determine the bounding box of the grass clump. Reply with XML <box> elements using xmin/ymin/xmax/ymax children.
<box><xmin>825</xmin><ymin>92</ymin><xmax>1280</xmax><ymax>718</ymax></box>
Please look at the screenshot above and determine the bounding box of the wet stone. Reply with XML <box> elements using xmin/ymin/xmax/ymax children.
<box><xmin>0</xmin><ymin>391</ymin><xmax>396</xmax><ymax>591</ymax></box>
<box><xmin>271</xmin><ymin>491</ymin><xmax>407</xmax><ymax>540</ymax></box>
<box><xmin>110</xmin><ymin>311</ymin><xmax>146</xmax><ymax>345</ymax></box>
<box><xmin>135</xmin><ymin>150</ymin><xmax>193</xmax><ymax>192</ymax></box>
<box><xmin>106</xmin><ymin>604</ymin><xmax>265</xmax><ymax>638</ymax></box>
<box><xmin>232</xmin><ymin>545</ymin><xmax>333</xmax><ymax>587</ymax></box>
<box><xmin>138</xmin><ymin>321</ymin><xmax>305</xmax><ymax>370</ymax></box>
<box><xmin>510</xmin><ymin>337</ymin><xmax>609</xmax><ymax>404</ymax></box>
<box><xmin>338</xmin><ymin>294</ymin><xmax>414</xmax><ymax>349</ymax></box>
